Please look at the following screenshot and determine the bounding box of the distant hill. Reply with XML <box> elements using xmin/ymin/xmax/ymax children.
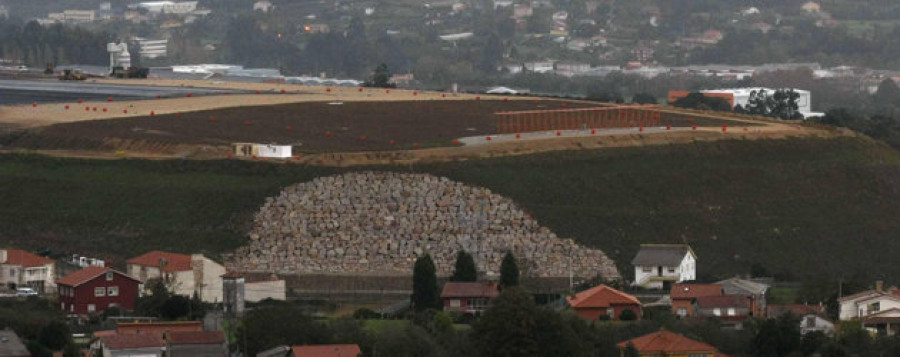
<box><xmin>0</xmin><ymin>136</ymin><xmax>897</xmax><ymax>285</ymax></box>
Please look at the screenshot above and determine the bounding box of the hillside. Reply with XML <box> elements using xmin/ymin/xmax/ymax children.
<box><xmin>1</xmin><ymin>136</ymin><xmax>898</xmax><ymax>284</ymax></box>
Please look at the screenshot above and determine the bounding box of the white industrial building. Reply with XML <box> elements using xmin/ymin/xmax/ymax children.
<box><xmin>137</xmin><ymin>1</ymin><xmax>198</xmax><ymax>14</ymax></box>
<box><xmin>133</xmin><ymin>38</ymin><xmax>168</xmax><ymax>59</ymax></box>
<box><xmin>699</xmin><ymin>87</ymin><xmax>823</xmax><ymax>118</ymax></box>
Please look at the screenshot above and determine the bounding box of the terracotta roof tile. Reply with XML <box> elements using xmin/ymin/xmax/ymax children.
<box><xmin>671</xmin><ymin>283</ymin><xmax>722</xmax><ymax>299</ymax></box>
<box><xmin>126</xmin><ymin>251</ymin><xmax>193</xmax><ymax>272</ymax></box>
<box><xmin>617</xmin><ymin>330</ymin><xmax>718</xmax><ymax>353</ymax></box>
<box><xmin>567</xmin><ymin>284</ymin><xmax>640</xmax><ymax>308</ymax></box>
<box><xmin>0</xmin><ymin>249</ymin><xmax>54</xmax><ymax>267</ymax></box>
<box><xmin>440</xmin><ymin>282</ymin><xmax>499</xmax><ymax>299</ymax></box>
<box><xmin>57</xmin><ymin>267</ymin><xmax>138</xmax><ymax>287</ymax></box>
<box><xmin>166</xmin><ymin>331</ymin><xmax>225</xmax><ymax>345</ymax></box>
<box><xmin>101</xmin><ymin>334</ymin><xmax>165</xmax><ymax>350</ymax></box>
<box><xmin>291</xmin><ymin>344</ymin><xmax>361</xmax><ymax>357</ymax></box>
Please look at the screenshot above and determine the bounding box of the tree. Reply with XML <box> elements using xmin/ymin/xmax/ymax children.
<box><xmin>450</xmin><ymin>251</ymin><xmax>477</xmax><ymax>282</ymax></box>
<box><xmin>750</xmin><ymin>314</ymin><xmax>801</xmax><ymax>357</ymax></box>
<box><xmin>412</xmin><ymin>254</ymin><xmax>440</xmax><ymax>311</ymax></box>
<box><xmin>367</xmin><ymin>63</ymin><xmax>394</xmax><ymax>88</ymax></box>
<box><xmin>632</xmin><ymin>92</ymin><xmax>658</xmax><ymax>104</ymax></box>
<box><xmin>874</xmin><ymin>78</ymin><xmax>900</xmax><ymax>107</ymax></box>
<box><xmin>37</xmin><ymin>320</ymin><xmax>71</xmax><ymax>351</ymax></box>
<box><xmin>619</xmin><ymin>308</ymin><xmax>638</xmax><ymax>321</ymax></box>
<box><xmin>236</xmin><ymin>306</ymin><xmax>332</xmax><ymax>356</ymax></box>
<box><xmin>499</xmin><ymin>252</ymin><xmax>519</xmax><ymax>290</ymax></box>
<box><xmin>472</xmin><ymin>287</ymin><xmax>539</xmax><ymax>356</ymax></box>
<box><xmin>160</xmin><ymin>295</ymin><xmax>191</xmax><ymax>320</ymax></box>
<box><xmin>622</xmin><ymin>342</ymin><xmax>640</xmax><ymax>357</ymax></box>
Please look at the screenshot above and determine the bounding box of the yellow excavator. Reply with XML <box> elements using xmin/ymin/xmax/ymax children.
<box><xmin>58</xmin><ymin>69</ymin><xmax>87</xmax><ymax>80</ymax></box>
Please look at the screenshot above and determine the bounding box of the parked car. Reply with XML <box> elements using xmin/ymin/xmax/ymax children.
<box><xmin>15</xmin><ymin>287</ymin><xmax>38</xmax><ymax>296</ymax></box>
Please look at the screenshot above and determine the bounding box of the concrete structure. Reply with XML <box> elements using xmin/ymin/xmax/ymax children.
<box><xmin>138</xmin><ymin>1</ymin><xmax>198</xmax><ymax>14</ymax></box>
<box><xmin>670</xmin><ymin>283</ymin><xmax>722</xmax><ymax>317</ymax></box>
<box><xmin>0</xmin><ymin>249</ymin><xmax>55</xmax><ymax>293</ymax></box>
<box><xmin>57</xmin><ymin>267</ymin><xmax>141</xmax><ymax>315</ymax></box>
<box><xmin>718</xmin><ymin>277</ymin><xmax>769</xmax><ymax>317</ymax></box>
<box><xmin>245</xmin><ymin>275</ymin><xmax>286</xmax><ymax>302</ymax></box>
<box><xmin>166</xmin><ymin>331</ymin><xmax>227</xmax><ymax>357</ymax></box>
<box><xmin>0</xmin><ymin>329</ymin><xmax>30</xmax><ymax>357</ymax></box>
<box><xmin>98</xmin><ymin>334</ymin><xmax>165</xmax><ymax>357</ymax></box>
<box><xmin>222</xmin><ymin>272</ymin><xmax>244</xmax><ymax>318</ymax></box>
<box><xmin>800</xmin><ymin>314</ymin><xmax>835</xmax><ymax>336</ymax></box>
<box><xmin>631</xmin><ymin>244</ymin><xmax>696</xmax><ymax>289</ymax></box>
<box><xmin>567</xmin><ymin>284</ymin><xmax>641</xmax><ymax>321</ymax></box>
<box><xmin>126</xmin><ymin>251</ymin><xmax>225</xmax><ymax>303</ymax></box>
<box><xmin>440</xmin><ymin>281</ymin><xmax>499</xmax><ymax>315</ymax></box>
<box><xmin>233</xmin><ymin>143</ymin><xmax>293</xmax><ymax>159</ymax></box>
<box><xmin>617</xmin><ymin>330</ymin><xmax>724</xmax><ymax>357</ymax></box>
<box><xmin>133</xmin><ymin>38</ymin><xmax>168</xmax><ymax>59</ymax></box>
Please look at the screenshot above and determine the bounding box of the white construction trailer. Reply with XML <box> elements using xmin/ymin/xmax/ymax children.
<box><xmin>233</xmin><ymin>143</ymin><xmax>292</xmax><ymax>158</ymax></box>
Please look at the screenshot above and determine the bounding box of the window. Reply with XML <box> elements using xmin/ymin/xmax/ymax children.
<box><xmin>9</xmin><ymin>269</ymin><xmax>14</xmax><ymax>277</ymax></box>
<box><xmin>106</xmin><ymin>272</ymin><xmax>114</xmax><ymax>281</ymax></box>
<box><xmin>61</xmin><ymin>302</ymin><xmax>65</xmax><ymax>310</ymax></box>
<box><xmin>606</xmin><ymin>308</ymin><xmax>615</xmax><ymax>318</ymax></box>
<box><xmin>87</xmin><ymin>304</ymin><xmax>95</xmax><ymax>312</ymax></box>
<box><xmin>467</xmin><ymin>298</ymin><xmax>489</xmax><ymax>310</ymax></box>
<box><xmin>806</xmin><ymin>316</ymin><xmax>816</xmax><ymax>328</ymax></box>
<box><xmin>688</xmin><ymin>354</ymin><xmax>709</xmax><ymax>357</ymax></box>
<box><xmin>727</xmin><ymin>308</ymin><xmax>736</xmax><ymax>316</ymax></box>
<box><xmin>107</xmin><ymin>286</ymin><xmax>119</xmax><ymax>296</ymax></box>
<box><xmin>713</xmin><ymin>308</ymin><xmax>721</xmax><ymax>316</ymax></box>
<box><xmin>870</xmin><ymin>302</ymin><xmax>881</xmax><ymax>313</ymax></box>
<box><xmin>642</xmin><ymin>267</ymin><xmax>652</xmax><ymax>273</ymax></box>
<box><xmin>677</xmin><ymin>308</ymin><xmax>687</xmax><ymax>317</ymax></box>
<box><xmin>450</xmin><ymin>299</ymin><xmax>460</xmax><ymax>308</ymax></box>
<box><xmin>94</xmin><ymin>287</ymin><xmax>106</xmax><ymax>297</ymax></box>
<box><xmin>668</xmin><ymin>267</ymin><xmax>676</xmax><ymax>273</ymax></box>
<box><xmin>70</xmin><ymin>305</ymin><xmax>74</xmax><ymax>312</ymax></box>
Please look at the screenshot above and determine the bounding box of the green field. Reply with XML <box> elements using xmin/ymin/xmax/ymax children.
<box><xmin>1</xmin><ymin>136</ymin><xmax>898</xmax><ymax>285</ymax></box>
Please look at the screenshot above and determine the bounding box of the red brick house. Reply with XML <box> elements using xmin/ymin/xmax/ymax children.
<box><xmin>291</xmin><ymin>344</ymin><xmax>361</xmax><ymax>357</ymax></box>
<box><xmin>617</xmin><ymin>329</ymin><xmax>727</xmax><ymax>357</ymax></box>
<box><xmin>57</xmin><ymin>266</ymin><xmax>141</xmax><ymax>315</ymax></box>
<box><xmin>567</xmin><ymin>284</ymin><xmax>642</xmax><ymax>321</ymax></box>
<box><xmin>670</xmin><ymin>283</ymin><xmax>723</xmax><ymax>317</ymax></box>
<box><xmin>440</xmin><ymin>281</ymin><xmax>499</xmax><ymax>315</ymax></box>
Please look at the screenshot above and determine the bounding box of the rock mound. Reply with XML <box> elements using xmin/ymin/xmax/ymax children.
<box><xmin>227</xmin><ymin>172</ymin><xmax>619</xmax><ymax>278</ymax></box>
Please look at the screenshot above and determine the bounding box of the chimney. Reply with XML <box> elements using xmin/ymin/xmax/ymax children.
<box><xmin>876</xmin><ymin>280</ymin><xmax>884</xmax><ymax>292</ymax></box>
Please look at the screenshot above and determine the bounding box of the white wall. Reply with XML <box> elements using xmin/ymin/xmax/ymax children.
<box><xmin>245</xmin><ymin>280</ymin><xmax>286</xmax><ymax>302</ymax></box>
<box><xmin>257</xmin><ymin>145</ymin><xmax>292</xmax><ymax>158</ymax></box>
<box><xmin>840</xmin><ymin>295</ymin><xmax>900</xmax><ymax>320</ymax></box>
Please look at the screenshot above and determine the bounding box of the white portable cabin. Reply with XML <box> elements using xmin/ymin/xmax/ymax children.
<box><xmin>233</xmin><ymin>143</ymin><xmax>292</xmax><ymax>158</ymax></box>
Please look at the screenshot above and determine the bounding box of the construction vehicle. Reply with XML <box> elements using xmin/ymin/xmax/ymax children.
<box><xmin>110</xmin><ymin>66</ymin><xmax>149</xmax><ymax>79</ymax></box>
<box><xmin>58</xmin><ymin>69</ymin><xmax>87</xmax><ymax>81</ymax></box>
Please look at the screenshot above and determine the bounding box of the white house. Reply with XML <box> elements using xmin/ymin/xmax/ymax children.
<box><xmin>838</xmin><ymin>283</ymin><xmax>900</xmax><ymax>321</ymax></box>
<box><xmin>125</xmin><ymin>251</ymin><xmax>225</xmax><ymax>303</ymax></box>
<box><xmin>0</xmin><ymin>249</ymin><xmax>56</xmax><ymax>293</ymax></box>
<box><xmin>630</xmin><ymin>244</ymin><xmax>696</xmax><ymax>289</ymax></box>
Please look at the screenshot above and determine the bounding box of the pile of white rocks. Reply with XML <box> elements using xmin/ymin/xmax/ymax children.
<box><xmin>226</xmin><ymin>172</ymin><xmax>619</xmax><ymax>279</ymax></box>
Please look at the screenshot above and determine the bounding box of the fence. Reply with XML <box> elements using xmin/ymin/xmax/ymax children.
<box><xmin>494</xmin><ymin>106</ymin><xmax>663</xmax><ymax>133</ymax></box>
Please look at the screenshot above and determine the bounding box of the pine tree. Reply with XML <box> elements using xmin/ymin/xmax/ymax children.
<box><xmin>500</xmin><ymin>252</ymin><xmax>519</xmax><ymax>290</ymax></box>
<box><xmin>412</xmin><ymin>254</ymin><xmax>439</xmax><ymax>311</ymax></box>
<box><xmin>450</xmin><ymin>251</ymin><xmax>477</xmax><ymax>282</ymax></box>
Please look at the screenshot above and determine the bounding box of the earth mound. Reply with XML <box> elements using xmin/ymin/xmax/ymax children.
<box><xmin>227</xmin><ymin>172</ymin><xmax>619</xmax><ymax>278</ymax></box>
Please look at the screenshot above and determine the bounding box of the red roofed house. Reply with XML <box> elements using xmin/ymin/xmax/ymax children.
<box><xmin>57</xmin><ymin>266</ymin><xmax>141</xmax><ymax>315</ymax></box>
<box><xmin>567</xmin><ymin>284</ymin><xmax>642</xmax><ymax>321</ymax></box>
<box><xmin>440</xmin><ymin>281</ymin><xmax>499</xmax><ymax>315</ymax></box>
<box><xmin>693</xmin><ymin>295</ymin><xmax>750</xmax><ymax>329</ymax></box>
<box><xmin>617</xmin><ymin>329</ymin><xmax>726</xmax><ymax>357</ymax></box>
<box><xmin>670</xmin><ymin>283</ymin><xmax>723</xmax><ymax>317</ymax></box>
<box><xmin>98</xmin><ymin>334</ymin><xmax>165</xmax><ymax>357</ymax></box>
<box><xmin>0</xmin><ymin>248</ymin><xmax>56</xmax><ymax>293</ymax></box>
<box><xmin>126</xmin><ymin>251</ymin><xmax>225</xmax><ymax>303</ymax></box>
<box><xmin>291</xmin><ymin>344</ymin><xmax>361</xmax><ymax>357</ymax></box>
<box><xmin>166</xmin><ymin>330</ymin><xmax>227</xmax><ymax>356</ymax></box>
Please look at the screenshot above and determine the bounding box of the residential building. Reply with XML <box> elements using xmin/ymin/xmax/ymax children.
<box><xmin>693</xmin><ymin>295</ymin><xmax>750</xmax><ymax>329</ymax></box>
<box><xmin>0</xmin><ymin>328</ymin><xmax>30</xmax><ymax>357</ymax></box>
<box><xmin>291</xmin><ymin>344</ymin><xmax>361</xmax><ymax>357</ymax></box>
<box><xmin>631</xmin><ymin>244</ymin><xmax>697</xmax><ymax>289</ymax></box>
<box><xmin>800</xmin><ymin>313</ymin><xmax>836</xmax><ymax>336</ymax></box>
<box><xmin>838</xmin><ymin>282</ymin><xmax>900</xmax><ymax>320</ymax></box>
<box><xmin>57</xmin><ymin>267</ymin><xmax>141</xmax><ymax>315</ymax></box>
<box><xmin>98</xmin><ymin>334</ymin><xmax>165</xmax><ymax>357</ymax></box>
<box><xmin>0</xmin><ymin>248</ymin><xmax>55</xmax><ymax>293</ymax></box>
<box><xmin>555</xmin><ymin>62</ymin><xmax>591</xmax><ymax>77</ymax></box>
<box><xmin>567</xmin><ymin>284</ymin><xmax>642</xmax><ymax>321</ymax></box>
<box><xmin>802</xmin><ymin>1</ymin><xmax>821</xmax><ymax>13</ymax></box>
<box><xmin>860</xmin><ymin>309</ymin><xmax>900</xmax><ymax>336</ymax></box>
<box><xmin>524</xmin><ymin>61</ymin><xmax>554</xmax><ymax>73</ymax></box>
<box><xmin>717</xmin><ymin>277</ymin><xmax>769</xmax><ymax>317</ymax></box>
<box><xmin>440</xmin><ymin>281</ymin><xmax>499</xmax><ymax>315</ymax></box>
<box><xmin>166</xmin><ymin>331</ymin><xmax>227</xmax><ymax>357</ymax></box>
<box><xmin>253</xmin><ymin>0</ymin><xmax>274</xmax><ymax>13</ymax></box>
<box><xmin>137</xmin><ymin>1</ymin><xmax>198</xmax><ymax>15</ymax></box>
<box><xmin>126</xmin><ymin>251</ymin><xmax>225</xmax><ymax>303</ymax></box>
<box><xmin>302</xmin><ymin>24</ymin><xmax>330</xmax><ymax>34</ymax></box>
<box><xmin>670</xmin><ymin>283</ymin><xmax>722</xmax><ymax>317</ymax></box>
<box><xmin>617</xmin><ymin>329</ymin><xmax>725</xmax><ymax>357</ymax></box>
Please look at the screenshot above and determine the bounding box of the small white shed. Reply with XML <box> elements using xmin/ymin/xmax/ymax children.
<box><xmin>232</xmin><ymin>143</ymin><xmax>292</xmax><ymax>158</ymax></box>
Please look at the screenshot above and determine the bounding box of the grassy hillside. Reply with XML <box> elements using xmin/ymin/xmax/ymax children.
<box><xmin>1</xmin><ymin>136</ymin><xmax>898</xmax><ymax>285</ymax></box>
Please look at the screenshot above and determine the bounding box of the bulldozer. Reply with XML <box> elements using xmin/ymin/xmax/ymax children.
<box><xmin>58</xmin><ymin>69</ymin><xmax>87</xmax><ymax>81</ymax></box>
